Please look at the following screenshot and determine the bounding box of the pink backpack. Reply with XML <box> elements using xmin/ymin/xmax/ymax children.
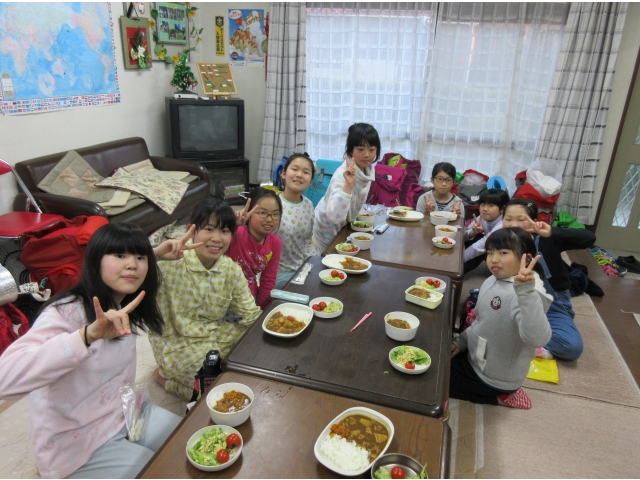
<box><xmin>367</xmin><ymin>164</ymin><xmax>407</xmax><ymax>207</ymax></box>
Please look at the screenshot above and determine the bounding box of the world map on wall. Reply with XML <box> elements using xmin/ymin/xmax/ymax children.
<box><xmin>0</xmin><ymin>2</ymin><xmax>120</xmax><ymax>115</ymax></box>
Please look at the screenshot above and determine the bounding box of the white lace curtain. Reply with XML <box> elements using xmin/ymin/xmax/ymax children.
<box><xmin>306</xmin><ymin>2</ymin><xmax>569</xmax><ymax>193</ymax></box>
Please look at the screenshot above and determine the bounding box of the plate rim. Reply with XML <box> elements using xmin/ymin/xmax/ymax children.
<box><xmin>313</xmin><ymin>406</ymin><xmax>395</xmax><ymax>476</ymax></box>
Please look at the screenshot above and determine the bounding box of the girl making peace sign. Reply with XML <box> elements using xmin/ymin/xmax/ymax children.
<box><xmin>313</xmin><ymin>123</ymin><xmax>379</xmax><ymax>254</ymax></box>
<box><xmin>0</xmin><ymin>223</ymin><xmax>185</xmax><ymax>478</ymax></box>
<box><xmin>450</xmin><ymin>228</ymin><xmax>553</xmax><ymax>409</ymax></box>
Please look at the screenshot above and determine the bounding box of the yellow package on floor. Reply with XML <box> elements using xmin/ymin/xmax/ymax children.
<box><xmin>527</xmin><ymin>358</ymin><xmax>559</xmax><ymax>384</ymax></box>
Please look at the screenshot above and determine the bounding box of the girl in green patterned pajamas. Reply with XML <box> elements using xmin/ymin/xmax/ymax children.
<box><xmin>149</xmin><ymin>198</ymin><xmax>262</xmax><ymax>401</ymax></box>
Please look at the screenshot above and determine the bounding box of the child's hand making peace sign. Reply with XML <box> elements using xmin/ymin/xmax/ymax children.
<box><xmin>342</xmin><ymin>155</ymin><xmax>357</xmax><ymax>191</ymax></box>
<box><xmin>524</xmin><ymin>216</ymin><xmax>552</xmax><ymax>238</ymax></box>
<box><xmin>469</xmin><ymin>214</ymin><xmax>484</xmax><ymax>236</ymax></box>
<box><xmin>85</xmin><ymin>291</ymin><xmax>145</xmax><ymax>343</ymax></box>
<box><xmin>425</xmin><ymin>192</ymin><xmax>436</xmax><ymax>213</ymax></box>
<box><xmin>153</xmin><ymin>224</ymin><xmax>203</xmax><ymax>261</ymax></box>
<box><xmin>452</xmin><ymin>198</ymin><xmax>462</xmax><ymax>216</ymax></box>
<box><xmin>514</xmin><ymin>254</ymin><xmax>541</xmax><ymax>285</ymax></box>
<box><xmin>235</xmin><ymin>198</ymin><xmax>260</xmax><ymax>226</ymax></box>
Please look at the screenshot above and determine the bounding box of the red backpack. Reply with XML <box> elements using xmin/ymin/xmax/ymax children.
<box><xmin>0</xmin><ymin>303</ymin><xmax>30</xmax><ymax>356</ymax></box>
<box><xmin>367</xmin><ymin>164</ymin><xmax>408</xmax><ymax>207</ymax></box>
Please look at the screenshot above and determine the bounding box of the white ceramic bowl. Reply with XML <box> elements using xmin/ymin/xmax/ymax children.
<box><xmin>351</xmin><ymin>221</ymin><xmax>374</xmax><ymax>232</ymax></box>
<box><xmin>384</xmin><ymin>311</ymin><xmax>420</xmax><ymax>341</ymax></box>
<box><xmin>335</xmin><ymin>242</ymin><xmax>360</xmax><ymax>256</ymax></box>
<box><xmin>314</xmin><ymin>406</ymin><xmax>395</xmax><ymax>476</ymax></box>
<box><xmin>434</xmin><ymin>224</ymin><xmax>457</xmax><ymax>239</ymax></box>
<box><xmin>206</xmin><ymin>382</ymin><xmax>255</xmax><ymax>427</ymax></box>
<box><xmin>405</xmin><ymin>286</ymin><xmax>443</xmax><ymax>309</ymax></box>
<box><xmin>186</xmin><ymin>425</ymin><xmax>243</xmax><ymax>471</ymax></box>
<box><xmin>388</xmin><ymin>210</ymin><xmax>424</xmax><ymax>222</ymax></box>
<box><xmin>415</xmin><ymin>276</ymin><xmax>447</xmax><ymax>294</ymax></box>
<box><xmin>388</xmin><ymin>346</ymin><xmax>431</xmax><ymax>375</ymax></box>
<box><xmin>322</xmin><ymin>254</ymin><xmax>372</xmax><ymax>275</ymax></box>
<box><xmin>348</xmin><ymin>233</ymin><xmax>374</xmax><ymax>250</ymax></box>
<box><xmin>262</xmin><ymin>302</ymin><xmax>314</xmax><ymax>338</ymax></box>
<box><xmin>448</xmin><ymin>213</ymin><xmax>458</xmax><ymax>222</ymax></box>
<box><xmin>432</xmin><ymin>236</ymin><xmax>456</xmax><ymax>249</ymax></box>
<box><xmin>319</xmin><ymin>269</ymin><xmax>347</xmax><ymax>286</ymax></box>
<box><xmin>356</xmin><ymin>211</ymin><xmax>376</xmax><ymax>223</ymax></box>
<box><xmin>309</xmin><ymin>297</ymin><xmax>343</xmax><ymax>319</ymax></box>
<box><xmin>429</xmin><ymin>211</ymin><xmax>451</xmax><ymax>225</ymax></box>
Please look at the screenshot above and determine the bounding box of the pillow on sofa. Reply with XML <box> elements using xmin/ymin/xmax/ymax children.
<box><xmin>37</xmin><ymin>150</ymin><xmax>117</xmax><ymax>203</ymax></box>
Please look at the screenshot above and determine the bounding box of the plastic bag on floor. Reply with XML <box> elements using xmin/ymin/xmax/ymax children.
<box><xmin>526</xmin><ymin>357</ymin><xmax>559</xmax><ymax>384</ymax></box>
<box><xmin>120</xmin><ymin>382</ymin><xmax>152</xmax><ymax>443</ymax></box>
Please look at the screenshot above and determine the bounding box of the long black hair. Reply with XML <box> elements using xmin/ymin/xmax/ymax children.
<box><xmin>485</xmin><ymin>227</ymin><xmax>544</xmax><ymax>277</ymax></box>
<box><xmin>40</xmin><ymin>223</ymin><xmax>164</xmax><ymax>335</ymax></box>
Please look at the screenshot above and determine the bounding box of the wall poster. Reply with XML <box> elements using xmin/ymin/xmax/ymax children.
<box><xmin>228</xmin><ymin>9</ymin><xmax>266</xmax><ymax>66</ymax></box>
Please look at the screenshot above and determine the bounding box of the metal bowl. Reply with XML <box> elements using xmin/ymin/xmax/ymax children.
<box><xmin>370</xmin><ymin>453</ymin><xmax>424</xmax><ymax>479</ymax></box>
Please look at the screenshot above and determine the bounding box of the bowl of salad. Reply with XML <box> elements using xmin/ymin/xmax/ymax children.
<box><xmin>371</xmin><ymin>453</ymin><xmax>426</xmax><ymax>479</ymax></box>
<box><xmin>336</xmin><ymin>242</ymin><xmax>360</xmax><ymax>256</ymax></box>
<box><xmin>351</xmin><ymin>221</ymin><xmax>374</xmax><ymax>232</ymax></box>
<box><xmin>186</xmin><ymin>425</ymin><xmax>243</xmax><ymax>472</ymax></box>
<box><xmin>415</xmin><ymin>276</ymin><xmax>447</xmax><ymax>294</ymax></box>
<box><xmin>309</xmin><ymin>297</ymin><xmax>344</xmax><ymax>319</ymax></box>
<box><xmin>388</xmin><ymin>346</ymin><xmax>431</xmax><ymax>375</ymax></box>
<box><xmin>432</xmin><ymin>236</ymin><xmax>456</xmax><ymax>249</ymax></box>
<box><xmin>319</xmin><ymin>269</ymin><xmax>347</xmax><ymax>285</ymax></box>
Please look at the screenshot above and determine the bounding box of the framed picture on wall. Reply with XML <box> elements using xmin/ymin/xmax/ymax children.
<box><xmin>119</xmin><ymin>16</ymin><xmax>153</xmax><ymax>70</ymax></box>
<box><xmin>154</xmin><ymin>2</ymin><xmax>188</xmax><ymax>45</ymax></box>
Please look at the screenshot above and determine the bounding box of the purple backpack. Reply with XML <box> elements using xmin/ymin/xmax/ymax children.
<box><xmin>367</xmin><ymin>164</ymin><xmax>407</xmax><ymax>207</ymax></box>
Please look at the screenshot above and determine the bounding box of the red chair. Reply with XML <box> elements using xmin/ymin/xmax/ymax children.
<box><xmin>0</xmin><ymin>158</ymin><xmax>63</xmax><ymax>240</ymax></box>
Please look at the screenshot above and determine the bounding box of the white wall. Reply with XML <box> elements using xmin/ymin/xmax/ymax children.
<box><xmin>0</xmin><ymin>2</ymin><xmax>269</xmax><ymax>215</ymax></box>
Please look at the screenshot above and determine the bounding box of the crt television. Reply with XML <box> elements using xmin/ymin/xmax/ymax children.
<box><xmin>165</xmin><ymin>97</ymin><xmax>245</xmax><ymax>160</ymax></box>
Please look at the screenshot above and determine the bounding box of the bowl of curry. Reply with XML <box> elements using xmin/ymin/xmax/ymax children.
<box><xmin>262</xmin><ymin>302</ymin><xmax>314</xmax><ymax>338</ymax></box>
<box><xmin>405</xmin><ymin>286</ymin><xmax>443</xmax><ymax>309</ymax></box>
<box><xmin>206</xmin><ymin>382</ymin><xmax>255</xmax><ymax>427</ymax></box>
<box><xmin>384</xmin><ymin>311</ymin><xmax>419</xmax><ymax>341</ymax></box>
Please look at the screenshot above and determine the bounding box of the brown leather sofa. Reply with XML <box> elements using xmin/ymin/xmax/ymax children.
<box><xmin>13</xmin><ymin>137</ymin><xmax>210</xmax><ymax>234</ymax></box>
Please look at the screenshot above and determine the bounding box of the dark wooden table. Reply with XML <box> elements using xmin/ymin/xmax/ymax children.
<box><xmin>326</xmin><ymin>209</ymin><xmax>465</xmax><ymax>315</ymax></box>
<box><xmin>138</xmin><ymin>372</ymin><xmax>451</xmax><ymax>479</ymax></box>
<box><xmin>223</xmin><ymin>256</ymin><xmax>453</xmax><ymax>418</ymax></box>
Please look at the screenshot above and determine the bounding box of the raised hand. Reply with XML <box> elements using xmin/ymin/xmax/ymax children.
<box><xmin>525</xmin><ymin>216</ymin><xmax>552</xmax><ymax>238</ymax></box>
<box><xmin>153</xmin><ymin>224</ymin><xmax>203</xmax><ymax>261</ymax></box>
<box><xmin>235</xmin><ymin>198</ymin><xmax>259</xmax><ymax>226</ymax></box>
<box><xmin>470</xmin><ymin>214</ymin><xmax>484</xmax><ymax>236</ymax></box>
<box><xmin>452</xmin><ymin>198</ymin><xmax>462</xmax><ymax>216</ymax></box>
<box><xmin>425</xmin><ymin>193</ymin><xmax>436</xmax><ymax>213</ymax></box>
<box><xmin>87</xmin><ymin>291</ymin><xmax>145</xmax><ymax>341</ymax></box>
<box><xmin>514</xmin><ymin>254</ymin><xmax>541</xmax><ymax>285</ymax></box>
<box><xmin>342</xmin><ymin>155</ymin><xmax>357</xmax><ymax>191</ymax></box>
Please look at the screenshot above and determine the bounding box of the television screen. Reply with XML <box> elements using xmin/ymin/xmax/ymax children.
<box><xmin>179</xmin><ymin>105</ymin><xmax>238</xmax><ymax>152</ymax></box>
<box><xmin>166</xmin><ymin>98</ymin><xmax>244</xmax><ymax>160</ymax></box>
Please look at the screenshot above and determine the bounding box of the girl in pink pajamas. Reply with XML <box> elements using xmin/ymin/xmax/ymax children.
<box><xmin>313</xmin><ymin>123</ymin><xmax>380</xmax><ymax>253</ymax></box>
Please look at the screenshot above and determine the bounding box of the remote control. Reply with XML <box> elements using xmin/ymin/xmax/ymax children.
<box><xmin>376</xmin><ymin>223</ymin><xmax>390</xmax><ymax>234</ymax></box>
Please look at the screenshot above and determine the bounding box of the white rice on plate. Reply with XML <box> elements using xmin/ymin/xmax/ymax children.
<box><xmin>319</xmin><ymin>434</ymin><xmax>370</xmax><ymax>471</ymax></box>
<box><xmin>273</xmin><ymin>306</ymin><xmax>311</xmax><ymax>325</ymax></box>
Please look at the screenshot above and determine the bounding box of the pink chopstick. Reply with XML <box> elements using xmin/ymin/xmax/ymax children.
<box><xmin>350</xmin><ymin>312</ymin><xmax>373</xmax><ymax>332</ymax></box>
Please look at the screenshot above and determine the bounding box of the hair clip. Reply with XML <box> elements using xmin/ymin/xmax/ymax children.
<box><xmin>527</xmin><ymin>203</ymin><xmax>533</xmax><ymax>207</ymax></box>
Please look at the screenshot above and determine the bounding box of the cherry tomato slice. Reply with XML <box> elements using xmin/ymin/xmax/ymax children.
<box><xmin>226</xmin><ymin>433</ymin><xmax>241</xmax><ymax>449</ymax></box>
<box><xmin>434</xmin><ymin>280</ymin><xmax>441</xmax><ymax>288</ymax></box>
<box><xmin>216</xmin><ymin>449</ymin><xmax>230</xmax><ymax>464</ymax></box>
<box><xmin>391</xmin><ymin>466</ymin><xmax>406</xmax><ymax>479</ymax></box>
<box><xmin>312</xmin><ymin>304</ymin><xmax>321</xmax><ymax>311</ymax></box>
<box><xmin>331</xmin><ymin>270</ymin><xmax>340</xmax><ymax>278</ymax></box>
<box><xmin>426</xmin><ymin>278</ymin><xmax>434</xmax><ymax>285</ymax></box>
<box><xmin>404</xmin><ymin>361</ymin><xmax>416</xmax><ymax>370</ymax></box>
<box><xmin>318</xmin><ymin>301</ymin><xmax>327</xmax><ymax>310</ymax></box>
<box><xmin>338</xmin><ymin>272</ymin><xmax>345</xmax><ymax>280</ymax></box>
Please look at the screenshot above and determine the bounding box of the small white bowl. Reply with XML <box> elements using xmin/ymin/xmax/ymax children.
<box><xmin>319</xmin><ymin>269</ymin><xmax>347</xmax><ymax>286</ymax></box>
<box><xmin>415</xmin><ymin>276</ymin><xmax>447</xmax><ymax>294</ymax></box>
<box><xmin>429</xmin><ymin>211</ymin><xmax>451</xmax><ymax>225</ymax></box>
<box><xmin>384</xmin><ymin>311</ymin><xmax>420</xmax><ymax>341</ymax></box>
<box><xmin>351</xmin><ymin>221</ymin><xmax>374</xmax><ymax>232</ymax></box>
<box><xmin>309</xmin><ymin>297</ymin><xmax>343</xmax><ymax>319</ymax></box>
<box><xmin>348</xmin><ymin>233</ymin><xmax>374</xmax><ymax>250</ymax></box>
<box><xmin>206</xmin><ymin>382</ymin><xmax>255</xmax><ymax>427</ymax></box>
<box><xmin>335</xmin><ymin>242</ymin><xmax>360</xmax><ymax>256</ymax></box>
<box><xmin>448</xmin><ymin>213</ymin><xmax>458</xmax><ymax>222</ymax></box>
<box><xmin>262</xmin><ymin>302</ymin><xmax>314</xmax><ymax>338</ymax></box>
<box><xmin>434</xmin><ymin>224</ymin><xmax>457</xmax><ymax>239</ymax></box>
<box><xmin>389</xmin><ymin>346</ymin><xmax>431</xmax><ymax>375</ymax></box>
<box><xmin>405</xmin><ymin>286</ymin><xmax>443</xmax><ymax>309</ymax></box>
<box><xmin>356</xmin><ymin>211</ymin><xmax>376</xmax><ymax>222</ymax></box>
<box><xmin>432</xmin><ymin>236</ymin><xmax>456</xmax><ymax>249</ymax></box>
<box><xmin>186</xmin><ymin>425</ymin><xmax>243</xmax><ymax>471</ymax></box>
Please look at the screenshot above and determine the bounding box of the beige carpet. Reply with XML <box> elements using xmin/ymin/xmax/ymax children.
<box><xmin>449</xmin><ymin>261</ymin><xmax>640</xmax><ymax>478</ymax></box>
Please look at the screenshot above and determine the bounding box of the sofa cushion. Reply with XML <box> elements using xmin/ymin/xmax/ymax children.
<box><xmin>36</xmin><ymin>150</ymin><xmax>116</xmax><ymax>203</ymax></box>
